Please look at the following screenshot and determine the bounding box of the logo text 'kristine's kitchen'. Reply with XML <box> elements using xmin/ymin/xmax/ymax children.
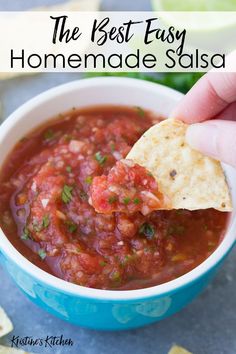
<box><xmin>10</xmin><ymin>335</ymin><xmax>74</xmax><ymax>349</ymax></box>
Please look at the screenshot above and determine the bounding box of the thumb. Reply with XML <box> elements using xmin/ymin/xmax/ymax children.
<box><xmin>186</xmin><ymin>120</ymin><xmax>236</xmax><ymax>167</ymax></box>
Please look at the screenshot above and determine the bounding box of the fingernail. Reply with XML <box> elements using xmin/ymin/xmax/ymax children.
<box><xmin>186</xmin><ymin>123</ymin><xmax>218</xmax><ymax>157</ymax></box>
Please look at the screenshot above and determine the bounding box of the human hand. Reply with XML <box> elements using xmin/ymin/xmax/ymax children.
<box><xmin>171</xmin><ymin>72</ymin><xmax>236</xmax><ymax>167</ymax></box>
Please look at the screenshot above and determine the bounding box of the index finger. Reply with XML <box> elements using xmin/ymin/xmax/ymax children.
<box><xmin>171</xmin><ymin>72</ymin><xmax>236</xmax><ymax>124</ymax></box>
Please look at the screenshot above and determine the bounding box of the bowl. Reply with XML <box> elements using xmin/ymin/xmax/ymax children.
<box><xmin>0</xmin><ymin>77</ymin><xmax>235</xmax><ymax>331</ymax></box>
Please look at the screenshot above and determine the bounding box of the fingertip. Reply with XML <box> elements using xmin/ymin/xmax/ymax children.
<box><xmin>170</xmin><ymin>95</ymin><xmax>207</xmax><ymax>124</ymax></box>
<box><xmin>170</xmin><ymin>108</ymin><xmax>202</xmax><ymax>124</ymax></box>
<box><xmin>169</xmin><ymin>107</ymin><xmax>188</xmax><ymax>123</ymax></box>
<box><xmin>185</xmin><ymin>123</ymin><xmax>204</xmax><ymax>149</ymax></box>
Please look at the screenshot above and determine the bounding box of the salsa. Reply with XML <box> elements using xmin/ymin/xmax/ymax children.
<box><xmin>0</xmin><ymin>106</ymin><xmax>229</xmax><ymax>290</ymax></box>
<box><xmin>89</xmin><ymin>159</ymin><xmax>166</xmax><ymax>215</ymax></box>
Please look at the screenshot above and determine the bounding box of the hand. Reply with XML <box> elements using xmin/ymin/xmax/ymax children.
<box><xmin>171</xmin><ymin>72</ymin><xmax>236</xmax><ymax>167</ymax></box>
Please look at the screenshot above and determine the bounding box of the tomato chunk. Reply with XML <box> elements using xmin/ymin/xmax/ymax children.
<box><xmin>90</xmin><ymin>160</ymin><xmax>165</xmax><ymax>215</ymax></box>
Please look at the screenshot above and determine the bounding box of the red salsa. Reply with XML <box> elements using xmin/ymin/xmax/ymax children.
<box><xmin>90</xmin><ymin>159</ymin><xmax>165</xmax><ymax>215</ymax></box>
<box><xmin>0</xmin><ymin>106</ymin><xmax>229</xmax><ymax>290</ymax></box>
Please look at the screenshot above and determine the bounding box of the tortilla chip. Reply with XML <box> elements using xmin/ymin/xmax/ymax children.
<box><xmin>127</xmin><ymin>119</ymin><xmax>232</xmax><ymax>211</ymax></box>
<box><xmin>0</xmin><ymin>307</ymin><xmax>13</xmax><ymax>338</ymax></box>
<box><xmin>0</xmin><ymin>346</ymin><xmax>29</xmax><ymax>354</ymax></box>
<box><xmin>168</xmin><ymin>345</ymin><xmax>193</xmax><ymax>354</ymax></box>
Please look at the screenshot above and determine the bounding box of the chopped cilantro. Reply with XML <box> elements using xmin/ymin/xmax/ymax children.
<box><xmin>99</xmin><ymin>261</ymin><xmax>107</xmax><ymax>267</ymax></box>
<box><xmin>135</xmin><ymin>106</ymin><xmax>145</xmax><ymax>117</ymax></box>
<box><xmin>66</xmin><ymin>165</ymin><xmax>72</xmax><ymax>173</ymax></box>
<box><xmin>108</xmin><ymin>196</ymin><xmax>117</xmax><ymax>204</ymax></box>
<box><xmin>139</xmin><ymin>223</ymin><xmax>155</xmax><ymax>239</ymax></box>
<box><xmin>95</xmin><ymin>151</ymin><xmax>107</xmax><ymax>165</ymax></box>
<box><xmin>110</xmin><ymin>143</ymin><xmax>115</xmax><ymax>152</ymax></box>
<box><xmin>123</xmin><ymin>197</ymin><xmax>130</xmax><ymax>205</ymax></box>
<box><xmin>42</xmin><ymin>215</ymin><xmax>50</xmax><ymax>229</ymax></box>
<box><xmin>44</xmin><ymin>129</ymin><xmax>54</xmax><ymax>141</ymax></box>
<box><xmin>66</xmin><ymin>221</ymin><xmax>77</xmax><ymax>233</ymax></box>
<box><xmin>61</xmin><ymin>185</ymin><xmax>73</xmax><ymax>204</ymax></box>
<box><xmin>38</xmin><ymin>249</ymin><xmax>46</xmax><ymax>260</ymax></box>
<box><xmin>33</xmin><ymin>215</ymin><xmax>50</xmax><ymax>232</ymax></box>
<box><xmin>21</xmin><ymin>227</ymin><xmax>31</xmax><ymax>240</ymax></box>
<box><xmin>133</xmin><ymin>198</ymin><xmax>140</xmax><ymax>205</ymax></box>
<box><xmin>85</xmin><ymin>176</ymin><xmax>93</xmax><ymax>185</ymax></box>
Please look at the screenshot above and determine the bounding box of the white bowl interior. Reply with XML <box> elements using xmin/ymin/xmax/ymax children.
<box><xmin>0</xmin><ymin>77</ymin><xmax>181</xmax><ymax>161</ymax></box>
<box><xmin>0</xmin><ymin>77</ymin><xmax>235</xmax><ymax>301</ymax></box>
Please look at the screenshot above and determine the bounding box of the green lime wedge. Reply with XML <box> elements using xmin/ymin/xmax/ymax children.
<box><xmin>151</xmin><ymin>0</ymin><xmax>236</xmax><ymax>31</ymax></box>
<box><xmin>152</xmin><ymin>0</ymin><xmax>236</xmax><ymax>11</ymax></box>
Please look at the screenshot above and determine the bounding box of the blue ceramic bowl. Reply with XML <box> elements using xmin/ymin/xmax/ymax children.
<box><xmin>0</xmin><ymin>78</ymin><xmax>235</xmax><ymax>330</ymax></box>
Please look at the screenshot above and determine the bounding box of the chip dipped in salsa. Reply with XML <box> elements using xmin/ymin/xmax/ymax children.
<box><xmin>89</xmin><ymin>159</ymin><xmax>167</xmax><ymax>215</ymax></box>
<box><xmin>0</xmin><ymin>106</ymin><xmax>229</xmax><ymax>290</ymax></box>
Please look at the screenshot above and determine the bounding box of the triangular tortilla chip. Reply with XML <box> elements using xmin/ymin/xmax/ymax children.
<box><xmin>127</xmin><ymin>119</ymin><xmax>232</xmax><ymax>211</ymax></box>
<box><xmin>0</xmin><ymin>307</ymin><xmax>13</xmax><ymax>338</ymax></box>
<box><xmin>168</xmin><ymin>345</ymin><xmax>193</xmax><ymax>354</ymax></box>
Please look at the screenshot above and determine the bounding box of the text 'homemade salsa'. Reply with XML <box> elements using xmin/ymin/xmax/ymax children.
<box><xmin>0</xmin><ymin>106</ymin><xmax>229</xmax><ymax>290</ymax></box>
